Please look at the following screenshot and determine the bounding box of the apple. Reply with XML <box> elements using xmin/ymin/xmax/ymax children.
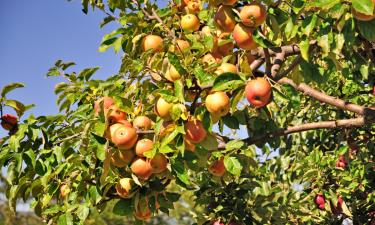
<box><xmin>134</xmin><ymin>197</ymin><xmax>152</xmax><ymax>221</ymax></box>
<box><xmin>181</xmin><ymin>14</ymin><xmax>200</xmax><ymax>32</ymax></box>
<box><xmin>240</xmin><ymin>3</ymin><xmax>267</xmax><ymax>27</ymax></box>
<box><xmin>94</xmin><ymin>96</ymin><xmax>115</xmax><ymax>115</ymax></box>
<box><xmin>111</xmin><ymin>149</ymin><xmax>135</xmax><ymax>167</ymax></box>
<box><xmin>246</xmin><ymin>52</ymin><xmax>256</xmax><ymax>64</ymax></box>
<box><xmin>135</xmin><ymin>139</ymin><xmax>153</xmax><ymax>157</ymax></box>
<box><xmin>215</xmin><ymin>63</ymin><xmax>237</xmax><ymax>75</ymax></box>
<box><xmin>155</xmin><ymin>97</ymin><xmax>173</xmax><ymax>120</ymax></box>
<box><xmin>209</xmin><ymin>157</ymin><xmax>226</xmax><ymax>176</ymax></box>
<box><xmin>60</xmin><ymin>184</ymin><xmax>70</xmax><ymax>198</ymax></box>
<box><xmin>315</xmin><ymin>194</ymin><xmax>325</xmax><ymax>210</ymax></box>
<box><xmin>336</xmin><ymin>155</ymin><xmax>347</xmax><ymax>168</ymax></box>
<box><xmin>214</xmin><ymin>5</ymin><xmax>236</xmax><ymax>32</ymax></box>
<box><xmin>202</xmin><ymin>53</ymin><xmax>220</xmax><ymax>65</ymax></box>
<box><xmin>142</xmin><ymin>34</ymin><xmax>164</xmax><ymax>52</ymax></box>
<box><xmin>187</xmin><ymin>0</ymin><xmax>201</xmax><ymax>13</ymax></box>
<box><xmin>185</xmin><ymin>139</ymin><xmax>196</xmax><ymax>152</ymax></box>
<box><xmin>352</xmin><ymin>0</ymin><xmax>375</xmax><ymax>21</ymax></box>
<box><xmin>133</xmin><ymin>116</ymin><xmax>152</xmax><ymax>131</ymax></box>
<box><xmin>107</xmin><ymin>106</ymin><xmax>127</xmax><ymax>124</ymax></box>
<box><xmin>150</xmin><ymin>153</ymin><xmax>168</xmax><ymax>173</ymax></box>
<box><xmin>205</xmin><ymin>91</ymin><xmax>230</xmax><ymax>117</ymax></box>
<box><xmin>115</xmin><ymin>178</ymin><xmax>133</xmax><ymax>198</ymax></box>
<box><xmin>213</xmin><ymin>221</ymin><xmax>224</xmax><ymax>225</ymax></box>
<box><xmin>107</xmin><ymin>120</ymin><xmax>132</xmax><ymax>140</ymax></box>
<box><xmin>131</xmin><ymin>157</ymin><xmax>153</xmax><ymax>180</ymax></box>
<box><xmin>165</xmin><ymin>64</ymin><xmax>181</xmax><ymax>82</ymax></box>
<box><xmin>175</xmin><ymin>39</ymin><xmax>190</xmax><ymax>52</ymax></box>
<box><xmin>185</xmin><ymin>119</ymin><xmax>207</xmax><ymax>143</ymax></box>
<box><xmin>1</xmin><ymin>114</ymin><xmax>18</xmax><ymax>131</ymax></box>
<box><xmin>222</xmin><ymin>0</ymin><xmax>237</xmax><ymax>5</ymax></box>
<box><xmin>245</xmin><ymin>77</ymin><xmax>272</xmax><ymax>108</ymax></box>
<box><xmin>233</xmin><ymin>24</ymin><xmax>258</xmax><ymax>50</ymax></box>
<box><xmin>215</xmin><ymin>32</ymin><xmax>234</xmax><ymax>56</ymax></box>
<box><xmin>111</xmin><ymin>125</ymin><xmax>138</xmax><ymax>150</ymax></box>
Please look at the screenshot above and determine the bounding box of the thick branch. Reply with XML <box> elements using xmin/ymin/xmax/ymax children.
<box><xmin>278</xmin><ymin>77</ymin><xmax>372</xmax><ymax>116</ymax></box>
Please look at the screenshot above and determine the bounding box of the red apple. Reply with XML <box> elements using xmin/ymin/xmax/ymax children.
<box><xmin>245</xmin><ymin>77</ymin><xmax>272</xmax><ymax>107</ymax></box>
<box><xmin>1</xmin><ymin>114</ymin><xmax>18</xmax><ymax>131</ymax></box>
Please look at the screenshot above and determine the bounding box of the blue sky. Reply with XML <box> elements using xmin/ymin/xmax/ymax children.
<box><xmin>0</xmin><ymin>0</ymin><xmax>121</xmax><ymax>136</ymax></box>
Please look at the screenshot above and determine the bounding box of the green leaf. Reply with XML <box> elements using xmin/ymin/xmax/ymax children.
<box><xmin>5</xmin><ymin>100</ymin><xmax>26</xmax><ymax>117</ymax></box>
<box><xmin>57</xmin><ymin>213</ymin><xmax>73</xmax><ymax>225</ymax></box>
<box><xmin>307</xmin><ymin>0</ymin><xmax>340</xmax><ymax>10</ymax></box>
<box><xmin>212</xmin><ymin>73</ymin><xmax>245</xmax><ymax>92</ymax></box>
<box><xmin>168</xmin><ymin>53</ymin><xmax>187</xmax><ymax>75</ymax></box>
<box><xmin>78</xmin><ymin>67</ymin><xmax>100</xmax><ymax>81</ymax></box>
<box><xmin>222</xmin><ymin>115</ymin><xmax>240</xmax><ymax>129</ymax></box>
<box><xmin>357</xmin><ymin>19</ymin><xmax>375</xmax><ymax>41</ymax></box>
<box><xmin>113</xmin><ymin>199</ymin><xmax>133</xmax><ymax>216</ymax></box>
<box><xmin>166</xmin><ymin>192</ymin><xmax>180</xmax><ymax>202</ymax></box>
<box><xmin>194</xmin><ymin>67</ymin><xmax>215</xmax><ymax>88</ymax></box>
<box><xmin>1</xmin><ymin>83</ymin><xmax>24</xmax><ymax>98</ymax></box>
<box><xmin>225</xmin><ymin>140</ymin><xmax>244</xmax><ymax>151</ymax></box>
<box><xmin>352</xmin><ymin>0</ymin><xmax>374</xmax><ymax>15</ymax></box>
<box><xmin>171</xmin><ymin>159</ymin><xmax>190</xmax><ymax>185</ymax></box>
<box><xmin>224</xmin><ymin>156</ymin><xmax>242</xmax><ymax>176</ymax></box>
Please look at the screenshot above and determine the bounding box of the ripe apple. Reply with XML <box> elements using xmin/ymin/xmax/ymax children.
<box><xmin>165</xmin><ymin>64</ymin><xmax>181</xmax><ymax>82</ymax></box>
<box><xmin>60</xmin><ymin>184</ymin><xmax>70</xmax><ymax>198</ymax></box>
<box><xmin>134</xmin><ymin>201</ymin><xmax>152</xmax><ymax>221</ymax></box>
<box><xmin>111</xmin><ymin>125</ymin><xmax>138</xmax><ymax>150</ymax></box>
<box><xmin>107</xmin><ymin>120</ymin><xmax>132</xmax><ymax>140</ymax></box>
<box><xmin>115</xmin><ymin>178</ymin><xmax>133</xmax><ymax>198</ymax></box>
<box><xmin>214</xmin><ymin>32</ymin><xmax>234</xmax><ymax>56</ymax></box>
<box><xmin>352</xmin><ymin>0</ymin><xmax>375</xmax><ymax>21</ymax></box>
<box><xmin>185</xmin><ymin>119</ymin><xmax>207</xmax><ymax>143</ymax></box>
<box><xmin>142</xmin><ymin>34</ymin><xmax>164</xmax><ymax>52</ymax></box>
<box><xmin>133</xmin><ymin>116</ymin><xmax>152</xmax><ymax>130</ymax></box>
<box><xmin>245</xmin><ymin>77</ymin><xmax>272</xmax><ymax>108</ymax></box>
<box><xmin>214</xmin><ymin>5</ymin><xmax>236</xmax><ymax>32</ymax></box>
<box><xmin>94</xmin><ymin>96</ymin><xmax>115</xmax><ymax>115</ymax></box>
<box><xmin>215</xmin><ymin>63</ymin><xmax>237</xmax><ymax>75</ymax></box>
<box><xmin>315</xmin><ymin>193</ymin><xmax>325</xmax><ymax>210</ymax></box>
<box><xmin>187</xmin><ymin>0</ymin><xmax>201</xmax><ymax>13</ymax></box>
<box><xmin>233</xmin><ymin>24</ymin><xmax>258</xmax><ymax>50</ymax></box>
<box><xmin>205</xmin><ymin>91</ymin><xmax>230</xmax><ymax>117</ymax></box>
<box><xmin>150</xmin><ymin>153</ymin><xmax>168</xmax><ymax>173</ymax></box>
<box><xmin>240</xmin><ymin>3</ymin><xmax>267</xmax><ymax>27</ymax></box>
<box><xmin>107</xmin><ymin>106</ymin><xmax>127</xmax><ymax>124</ymax></box>
<box><xmin>1</xmin><ymin>114</ymin><xmax>18</xmax><ymax>131</ymax></box>
<box><xmin>111</xmin><ymin>149</ymin><xmax>135</xmax><ymax>167</ymax></box>
<box><xmin>213</xmin><ymin>221</ymin><xmax>224</xmax><ymax>225</ymax></box>
<box><xmin>135</xmin><ymin>139</ymin><xmax>153</xmax><ymax>157</ymax></box>
<box><xmin>209</xmin><ymin>157</ymin><xmax>225</xmax><ymax>176</ymax></box>
<box><xmin>181</xmin><ymin>14</ymin><xmax>200</xmax><ymax>32</ymax></box>
<box><xmin>174</xmin><ymin>39</ymin><xmax>190</xmax><ymax>52</ymax></box>
<box><xmin>155</xmin><ymin>97</ymin><xmax>173</xmax><ymax>120</ymax></box>
<box><xmin>131</xmin><ymin>157</ymin><xmax>153</xmax><ymax>180</ymax></box>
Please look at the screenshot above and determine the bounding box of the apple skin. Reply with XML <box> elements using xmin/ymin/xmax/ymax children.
<box><xmin>175</xmin><ymin>39</ymin><xmax>190</xmax><ymax>52</ymax></box>
<box><xmin>94</xmin><ymin>96</ymin><xmax>115</xmax><ymax>115</ymax></box>
<box><xmin>185</xmin><ymin>119</ymin><xmax>207</xmax><ymax>143</ymax></box>
<box><xmin>115</xmin><ymin>178</ymin><xmax>133</xmax><ymax>198</ymax></box>
<box><xmin>1</xmin><ymin>114</ymin><xmax>18</xmax><ymax>131</ymax></box>
<box><xmin>336</xmin><ymin>155</ymin><xmax>347</xmax><ymax>168</ymax></box>
<box><xmin>215</xmin><ymin>32</ymin><xmax>234</xmax><ymax>57</ymax></box>
<box><xmin>155</xmin><ymin>98</ymin><xmax>173</xmax><ymax>120</ymax></box>
<box><xmin>111</xmin><ymin>125</ymin><xmax>138</xmax><ymax>150</ymax></box>
<box><xmin>134</xmin><ymin>197</ymin><xmax>152</xmax><ymax>221</ymax></box>
<box><xmin>245</xmin><ymin>77</ymin><xmax>272</xmax><ymax>108</ymax></box>
<box><xmin>181</xmin><ymin>14</ymin><xmax>200</xmax><ymax>32</ymax></box>
<box><xmin>185</xmin><ymin>139</ymin><xmax>196</xmax><ymax>152</ymax></box>
<box><xmin>233</xmin><ymin>24</ymin><xmax>258</xmax><ymax>50</ymax></box>
<box><xmin>111</xmin><ymin>149</ymin><xmax>135</xmax><ymax>167</ymax></box>
<box><xmin>142</xmin><ymin>35</ymin><xmax>164</xmax><ymax>52</ymax></box>
<box><xmin>60</xmin><ymin>184</ymin><xmax>70</xmax><ymax>198</ymax></box>
<box><xmin>240</xmin><ymin>3</ymin><xmax>267</xmax><ymax>27</ymax></box>
<box><xmin>213</xmin><ymin>221</ymin><xmax>224</xmax><ymax>225</ymax></box>
<box><xmin>131</xmin><ymin>157</ymin><xmax>153</xmax><ymax>180</ymax></box>
<box><xmin>315</xmin><ymin>194</ymin><xmax>325</xmax><ymax>210</ymax></box>
<box><xmin>215</xmin><ymin>63</ymin><xmax>237</xmax><ymax>75</ymax></box>
<box><xmin>352</xmin><ymin>0</ymin><xmax>375</xmax><ymax>21</ymax></box>
<box><xmin>165</xmin><ymin>64</ymin><xmax>181</xmax><ymax>82</ymax></box>
<box><xmin>150</xmin><ymin>153</ymin><xmax>168</xmax><ymax>173</ymax></box>
<box><xmin>209</xmin><ymin>157</ymin><xmax>226</xmax><ymax>176</ymax></box>
<box><xmin>135</xmin><ymin>139</ymin><xmax>153</xmax><ymax>157</ymax></box>
<box><xmin>107</xmin><ymin>106</ymin><xmax>127</xmax><ymax>124</ymax></box>
<box><xmin>205</xmin><ymin>91</ymin><xmax>230</xmax><ymax>117</ymax></box>
<box><xmin>214</xmin><ymin>5</ymin><xmax>236</xmax><ymax>32</ymax></box>
<box><xmin>373</xmin><ymin>85</ymin><xmax>375</xmax><ymax>95</ymax></box>
<box><xmin>133</xmin><ymin>116</ymin><xmax>152</xmax><ymax>130</ymax></box>
<box><xmin>187</xmin><ymin>0</ymin><xmax>201</xmax><ymax>13</ymax></box>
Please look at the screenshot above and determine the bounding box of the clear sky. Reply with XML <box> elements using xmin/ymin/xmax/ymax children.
<box><xmin>0</xmin><ymin>0</ymin><xmax>121</xmax><ymax>136</ymax></box>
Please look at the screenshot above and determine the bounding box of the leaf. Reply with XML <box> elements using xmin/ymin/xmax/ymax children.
<box><xmin>222</xmin><ymin>115</ymin><xmax>240</xmax><ymax>129</ymax></box>
<box><xmin>171</xmin><ymin>159</ymin><xmax>190</xmax><ymax>185</ymax></box>
<box><xmin>194</xmin><ymin>67</ymin><xmax>215</xmax><ymax>87</ymax></box>
<box><xmin>57</xmin><ymin>213</ymin><xmax>73</xmax><ymax>225</ymax></box>
<box><xmin>306</xmin><ymin>0</ymin><xmax>340</xmax><ymax>10</ymax></box>
<box><xmin>357</xmin><ymin>19</ymin><xmax>375</xmax><ymax>41</ymax></box>
<box><xmin>302</xmin><ymin>14</ymin><xmax>318</xmax><ymax>36</ymax></box>
<box><xmin>5</xmin><ymin>100</ymin><xmax>26</xmax><ymax>117</ymax></box>
<box><xmin>1</xmin><ymin>83</ymin><xmax>24</xmax><ymax>98</ymax></box>
<box><xmin>224</xmin><ymin>156</ymin><xmax>242</xmax><ymax>176</ymax></box>
<box><xmin>113</xmin><ymin>199</ymin><xmax>133</xmax><ymax>216</ymax></box>
<box><xmin>212</xmin><ymin>73</ymin><xmax>245</xmax><ymax>92</ymax></box>
<box><xmin>168</xmin><ymin>53</ymin><xmax>187</xmax><ymax>75</ymax></box>
<box><xmin>78</xmin><ymin>67</ymin><xmax>100</xmax><ymax>81</ymax></box>
<box><xmin>352</xmin><ymin>0</ymin><xmax>374</xmax><ymax>15</ymax></box>
<box><xmin>225</xmin><ymin>140</ymin><xmax>244</xmax><ymax>151</ymax></box>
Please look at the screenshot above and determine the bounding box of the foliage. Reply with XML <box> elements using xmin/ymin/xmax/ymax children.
<box><xmin>1</xmin><ymin>0</ymin><xmax>375</xmax><ymax>224</ymax></box>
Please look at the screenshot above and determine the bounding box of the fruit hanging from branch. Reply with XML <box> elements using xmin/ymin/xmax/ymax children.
<box><xmin>245</xmin><ymin>77</ymin><xmax>272</xmax><ymax>108</ymax></box>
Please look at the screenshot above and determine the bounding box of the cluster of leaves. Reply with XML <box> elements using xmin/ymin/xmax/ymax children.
<box><xmin>0</xmin><ymin>0</ymin><xmax>374</xmax><ymax>224</ymax></box>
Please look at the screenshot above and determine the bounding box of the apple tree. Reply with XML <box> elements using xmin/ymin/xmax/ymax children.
<box><xmin>0</xmin><ymin>0</ymin><xmax>374</xmax><ymax>224</ymax></box>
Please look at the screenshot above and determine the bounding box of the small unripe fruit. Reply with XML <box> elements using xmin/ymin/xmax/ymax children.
<box><xmin>1</xmin><ymin>114</ymin><xmax>18</xmax><ymax>131</ymax></box>
<box><xmin>150</xmin><ymin>153</ymin><xmax>168</xmax><ymax>173</ymax></box>
<box><xmin>60</xmin><ymin>184</ymin><xmax>70</xmax><ymax>198</ymax></box>
<box><xmin>233</xmin><ymin>24</ymin><xmax>258</xmax><ymax>50</ymax></box>
<box><xmin>111</xmin><ymin>149</ymin><xmax>135</xmax><ymax>167</ymax></box>
<box><xmin>185</xmin><ymin>119</ymin><xmax>207</xmax><ymax>143</ymax></box>
<box><xmin>155</xmin><ymin>98</ymin><xmax>173</xmax><ymax>120</ymax></box>
<box><xmin>142</xmin><ymin>35</ymin><xmax>164</xmax><ymax>52</ymax></box>
<box><xmin>115</xmin><ymin>178</ymin><xmax>133</xmax><ymax>198</ymax></box>
<box><xmin>209</xmin><ymin>157</ymin><xmax>225</xmax><ymax>176</ymax></box>
<box><xmin>131</xmin><ymin>157</ymin><xmax>153</xmax><ymax>180</ymax></box>
<box><xmin>111</xmin><ymin>125</ymin><xmax>138</xmax><ymax>150</ymax></box>
<box><xmin>181</xmin><ymin>14</ymin><xmax>200</xmax><ymax>32</ymax></box>
<box><xmin>206</xmin><ymin>91</ymin><xmax>230</xmax><ymax>117</ymax></box>
<box><xmin>135</xmin><ymin>139</ymin><xmax>153</xmax><ymax>157</ymax></box>
<box><xmin>245</xmin><ymin>77</ymin><xmax>272</xmax><ymax>108</ymax></box>
<box><xmin>133</xmin><ymin>116</ymin><xmax>152</xmax><ymax>130</ymax></box>
<box><xmin>240</xmin><ymin>3</ymin><xmax>267</xmax><ymax>27</ymax></box>
<box><xmin>214</xmin><ymin>5</ymin><xmax>236</xmax><ymax>32</ymax></box>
